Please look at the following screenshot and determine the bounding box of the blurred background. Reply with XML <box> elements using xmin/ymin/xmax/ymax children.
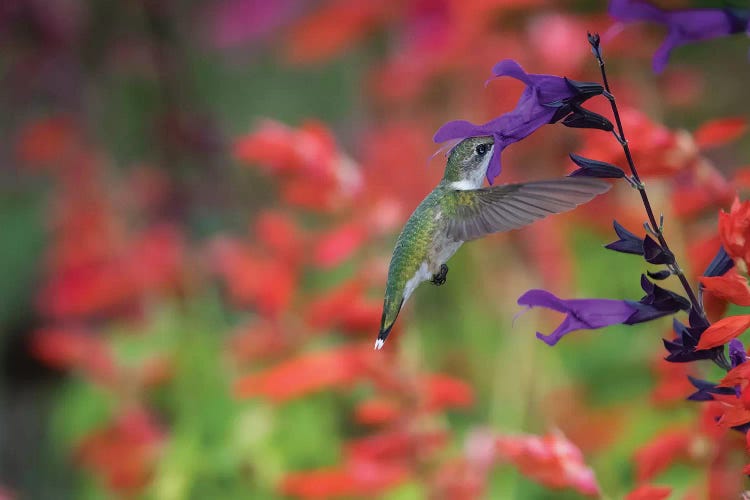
<box><xmin>2</xmin><ymin>0</ymin><xmax>750</xmax><ymax>498</ymax></box>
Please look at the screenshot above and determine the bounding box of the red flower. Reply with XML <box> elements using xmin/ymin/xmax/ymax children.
<box><xmin>312</xmin><ymin>222</ymin><xmax>368</xmax><ymax>268</ymax></box>
<box><xmin>233</xmin><ymin>346</ymin><xmax>371</xmax><ymax>401</ymax></box>
<box><xmin>633</xmin><ymin>429</ymin><xmax>692</xmax><ymax>482</ymax></box>
<box><xmin>283</xmin><ymin>0</ymin><xmax>387</xmax><ymax>64</ymax></box>
<box><xmin>421</xmin><ymin>374</ymin><xmax>474</xmax><ymax>412</ymax></box>
<box><xmin>354</xmin><ymin>398</ymin><xmax>402</xmax><ymax>426</ymax></box>
<box><xmin>625</xmin><ymin>484</ymin><xmax>672</xmax><ymax>500</ymax></box>
<box><xmin>254</xmin><ymin>210</ymin><xmax>305</xmax><ymax>264</ymax></box>
<box><xmin>210</xmin><ymin>237</ymin><xmax>297</xmax><ymax>317</ymax></box>
<box><xmin>719</xmin><ymin>198</ymin><xmax>750</xmax><ymax>272</ymax></box>
<box><xmin>650</xmin><ymin>357</ymin><xmax>694</xmax><ymax>406</ymax></box>
<box><xmin>30</xmin><ymin>327</ymin><xmax>116</xmax><ymax>384</ymax></box>
<box><xmin>346</xmin><ymin>429</ymin><xmax>447</xmax><ymax>462</ymax></box>
<box><xmin>495</xmin><ymin>430</ymin><xmax>600</xmax><ymax>496</ymax></box>
<box><xmin>16</xmin><ymin>115</ymin><xmax>80</xmax><ymax>169</ymax></box>
<box><xmin>694</xmin><ymin>117</ymin><xmax>747</xmax><ymax>150</ymax></box>
<box><xmin>711</xmin><ymin>392</ymin><xmax>750</xmax><ymax>428</ymax></box>
<box><xmin>280</xmin><ymin>459</ymin><xmax>409</xmax><ymax>499</ymax></box>
<box><xmin>701</xmin><ymin>268</ymin><xmax>750</xmax><ymax>307</ymax></box>
<box><xmin>304</xmin><ymin>277</ymin><xmax>382</xmax><ymax>335</ymax></box>
<box><xmin>75</xmin><ymin>408</ymin><xmax>165</xmax><ymax>493</ymax></box>
<box><xmin>695</xmin><ymin>314</ymin><xmax>750</xmax><ymax>350</ymax></box>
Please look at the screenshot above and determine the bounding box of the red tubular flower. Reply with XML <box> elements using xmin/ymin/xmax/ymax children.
<box><xmin>495</xmin><ymin>430</ymin><xmax>600</xmax><ymax>496</ymax></box>
<box><xmin>210</xmin><ymin>237</ymin><xmax>297</xmax><ymax>317</ymax></box>
<box><xmin>700</xmin><ymin>268</ymin><xmax>750</xmax><ymax>306</ymax></box>
<box><xmin>719</xmin><ymin>198</ymin><xmax>750</xmax><ymax>272</ymax></box>
<box><xmin>30</xmin><ymin>327</ymin><xmax>116</xmax><ymax>384</ymax></box>
<box><xmin>15</xmin><ymin>115</ymin><xmax>80</xmax><ymax>169</ymax></box>
<box><xmin>346</xmin><ymin>429</ymin><xmax>447</xmax><ymax>463</ymax></box>
<box><xmin>282</xmin><ymin>0</ymin><xmax>386</xmax><ymax>64</ymax></box>
<box><xmin>312</xmin><ymin>222</ymin><xmax>369</xmax><ymax>269</ymax></box>
<box><xmin>625</xmin><ymin>484</ymin><xmax>672</xmax><ymax>500</ymax></box>
<box><xmin>695</xmin><ymin>314</ymin><xmax>750</xmax><ymax>350</ymax></box>
<box><xmin>280</xmin><ymin>459</ymin><xmax>409</xmax><ymax>499</ymax></box>
<box><xmin>253</xmin><ymin>210</ymin><xmax>305</xmax><ymax>264</ymax></box>
<box><xmin>633</xmin><ymin>429</ymin><xmax>693</xmax><ymax>482</ymax></box>
<box><xmin>75</xmin><ymin>408</ymin><xmax>165</xmax><ymax>493</ymax></box>
<box><xmin>354</xmin><ymin>398</ymin><xmax>402</xmax><ymax>426</ymax></box>
<box><xmin>233</xmin><ymin>346</ymin><xmax>371</xmax><ymax>401</ymax></box>
<box><xmin>694</xmin><ymin>117</ymin><xmax>747</xmax><ymax>150</ymax></box>
<box><xmin>421</xmin><ymin>374</ymin><xmax>474</xmax><ymax>412</ymax></box>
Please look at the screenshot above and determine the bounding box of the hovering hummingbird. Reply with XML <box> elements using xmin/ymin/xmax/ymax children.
<box><xmin>375</xmin><ymin>135</ymin><xmax>611</xmax><ymax>350</ymax></box>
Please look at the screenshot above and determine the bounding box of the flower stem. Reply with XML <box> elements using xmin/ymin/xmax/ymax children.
<box><xmin>588</xmin><ymin>34</ymin><xmax>706</xmax><ymax>321</ymax></box>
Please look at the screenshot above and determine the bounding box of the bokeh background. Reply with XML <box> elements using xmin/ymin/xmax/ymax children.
<box><xmin>3</xmin><ymin>0</ymin><xmax>750</xmax><ymax>498</ymax></box>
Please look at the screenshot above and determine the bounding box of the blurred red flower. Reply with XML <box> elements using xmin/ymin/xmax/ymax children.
<box><xmin>16</xmin><ymin>115</ymin><xmax>80</xmax><ymax>169</ymax></box>
<box><xmin>233</xmin><ymin>346</ymin><xmax>371</xmax><ymax>401</ymax></box>
<box><xmin>30</xmin><ymin>327</ymin><xmax>116</xmax><ymax>384</ymax></box>
<box><xmin>625</xmin><ymin>484</ymin><xmax>672</xmax><ymax>500</ymax></box>
<box><xmin>421</xmin><ymin>373</ymin><xmax>474</xmax><ymax>412</ymax></box>
<box><xmin>283</xmin><ymin>0</ymin><xmax>389</xmax><ymax>64</ymax></box>
<box><xmin>354</xmin><ymin>398</ymin><xmax>402</xmax><ymax>426</ymax></box>
<box><xmin>75</xmin><ymin>408</ymin><xmax>165</xmax><ymax>493</ymax></box>
<box><xmin>280</xmin><ymin>458</ymin><xmax>409</xmax><ymax>499</ymax></box>
<box><xmin>694</xmin><ymin>117</ymin><xmax>747</xmax><ymax>150</ymax></box>
<box><xmin>312</xmin><ymin>222</ymin><xmax>368</xmax><ymax>268</ymax></box>
<box><xmin>495</xmin><ymin>430</ymin><xmax>600</xmax><ymax>496</ymax></box>
<box><xmin>633</xmin><ymin>429</ymin><xmax>693</xmax><ymax>482</ymax></box>
<box><xmin>719</xmin><ymin>198</ymin><xmax>750</xmax><ymax>273</ymax></box>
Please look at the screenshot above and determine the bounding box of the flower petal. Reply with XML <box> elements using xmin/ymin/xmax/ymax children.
<box><xmin>695</xmin><ymin>314</ymin><xmax>750</xmax><ymax>350</ymax></box>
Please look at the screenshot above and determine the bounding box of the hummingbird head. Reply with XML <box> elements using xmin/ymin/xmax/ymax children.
<box><xmin>442</xmin><ymin>136</ymin><xmax>495</xmax><ymax>189</ymax></box>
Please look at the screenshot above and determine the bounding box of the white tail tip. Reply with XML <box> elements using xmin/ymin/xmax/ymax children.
<box><xmin>374</xmin><ymin>338</ymin><xmax>384</xmax><ymax>350</ymax></box>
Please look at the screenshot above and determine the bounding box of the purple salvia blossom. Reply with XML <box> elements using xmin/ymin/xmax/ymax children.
<box><xmin>608</xmin><ymin>0</ymin><xmax>750</xmax><ymax>73</ymax></box>
<box><xmin>433</xmin><ymin>60</ymin><xmax>602</xmax><ymax>184</ymax></box>
<box><xmin>517</xmin><ymin>290</ymin><xmax>638</xmax><ymax>346</ymax></box>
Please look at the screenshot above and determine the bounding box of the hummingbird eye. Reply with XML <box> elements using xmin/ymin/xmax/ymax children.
<box><xmin>475</xmin><ymin>144</ymin><xmax>488</xmax><ymax>156</ymax></box>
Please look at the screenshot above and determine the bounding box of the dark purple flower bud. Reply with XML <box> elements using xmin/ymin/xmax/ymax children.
<box><xmin>686</xmin><ymin>375</ymin><xmax>735</xmax><ymax>401</ymax></box>
<box><xmin>562</xmin><ymin>108</ymin><xmax>614</xmax><ymax>131</ymax></box>
<box><xmin>517</xmin><ymin>289</ymin><xmax>639</xmax><ymax>346</ymax></box>
<box><xmin>643</xmin><ymin>235</ymin><xmax>673</xmax><ymax>265</ymax></box>
<box><xmin>725</xmin><ymin>8</ymin><xmax>750</xmax><ymax>34</ymax></box>
<box><xmin>703</xmin><ymin>246</ymin><xmax>733</xmax><ymax>278</ymax></box>
<box><xmin>663</xmin><ymin>317</ymin><xmax>728</xmax><ymax>368</ymax></box>
<box><xmin>568</xmin><ymin>153</ymin><xmax>625</xmax><ymax>179</ymax></box>
<box><xmin>605</xmin><ymin>220</ymin><xmax>644</xmax><ymax>255</ymax></box>
<box><xmin>609</xmin><ymin>0</ymin><xmax>750</xmax><ymax>73</ymax></box>
<box><xmin>547</xmin><ymin>79</ymin><xmax>605</xmax><ymax>122</ymax></box>
<box><xmin>639</xmin><ymin>274</ymin><xmax>690</xmax><ymax>310</ymax></box>
<box><xmin>647</xmin><ymin>270</ymin><xmax>671</xmax><ymax>280</ymax></box>
<box><xmin>730</xmin><ymin>338</ymin><xmax>747</xmax><ymax>368</ymax></box>
<box><xmin>588</xmin><ymin>32</ymin><xmax>602</xmax><ymax>59</ymax></box>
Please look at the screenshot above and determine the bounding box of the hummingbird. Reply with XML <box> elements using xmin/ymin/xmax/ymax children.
<box><xmin>375</xmin><ymin>135</ymin><xmax>611</xmax><ymax>350</ymax></box>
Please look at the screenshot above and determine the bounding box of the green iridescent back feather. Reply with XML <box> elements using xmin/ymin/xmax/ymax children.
<box><xmin>379</xmin><ymin>186</ymin><xmax>446</xmax><ymax>334</ymax></box>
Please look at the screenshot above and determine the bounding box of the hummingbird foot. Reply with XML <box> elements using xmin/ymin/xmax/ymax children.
<box><xmin>431</xmin><ymin>264</ymin><xmax>448</xmax><ymax>286</ymax></box>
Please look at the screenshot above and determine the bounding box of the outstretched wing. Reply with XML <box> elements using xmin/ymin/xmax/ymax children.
<box><xmin>445</xmin><ymin>177</ymin><xmax>610</xmax><ymax>241</ymax></box>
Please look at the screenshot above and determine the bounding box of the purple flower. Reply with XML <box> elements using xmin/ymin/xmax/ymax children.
<box><xmin>517</xmin><ymin>289</ymin><xmax>639</xmax><ymax>346</ymax></box>
<box><xmin>662</xmin><ymin>310</ymin><xmax>728</xmax><ymax>368</ymax></box>
<box><xmin>433</xmin><ymin>60</ymin><xmax>602</xmax><ymax>184</ymax></box>
<box><xmin>609</xmin><ymin>0</ymin><xmax>750</xmax><ymax>73</ymax></box>
<box><xmin>518</xmin><ymin>275</ymin><xmax>689</xmax><ymax>346</ymax></box>
<box><xmin>687</xmin><ymin>339</ymin><xmax>746</xmax><ymax>401</ymax></box>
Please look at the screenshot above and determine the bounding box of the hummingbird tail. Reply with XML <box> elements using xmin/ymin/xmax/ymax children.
<box><xmin>374</xmin><ymin>324</ymin><xmax>394</xmax><ymax>350</ymax></box>
<box><xmin>374</xmin><ymin>298</ymin><xmax>403</xmax><ymax>350</ymax></box>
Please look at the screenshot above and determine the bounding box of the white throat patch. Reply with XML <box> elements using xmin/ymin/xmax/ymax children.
<box><xmin>448</xmin><ymin>145</ymin><xmax>494</xmax><ymax>191</ymax></box>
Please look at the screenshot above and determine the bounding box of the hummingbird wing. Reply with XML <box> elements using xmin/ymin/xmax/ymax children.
<box><xmin>445</xmin><ymin>177</ymin><xmax>610</xmax><ymax>241</ymax></box>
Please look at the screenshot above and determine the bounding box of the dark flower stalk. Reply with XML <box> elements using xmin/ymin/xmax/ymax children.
<box><xmin>587</xmin><ymin>32</ymin><xmax>704</xmax><ymax>321</ymax></box>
